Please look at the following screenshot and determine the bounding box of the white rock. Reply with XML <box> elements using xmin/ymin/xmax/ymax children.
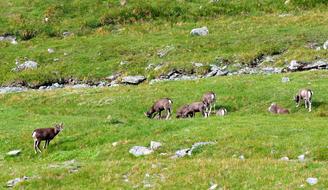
<box><xmin>298</xmin><ymin>154</ymin><xmax>305</xmax><ymax>162</ymax></box>
<box><xmin>7</xmin><ymin>149</ymin><xmax>21</xmax><ymax>156</ymax></box>
<box><xmin>48</xmin><ymin>48</ymin><xmax>55</xmax><ymax>53</ymax></box>
<box><xmin>112</xmin><ymin>142</ymin><xmax>118</xmax><ymax>147</ymax></box>
<box><xmin>193</xmin><ymin>62</ymin><xmax>204</xmax><ymax>67</ymax></box>
<box><xmin>208</xmin><ymin>183</ymin><xmax>218</xmax><ymax>190</ymax></box>
<box><xmin>323</xmin><ymin>40</ymin><xmax>328</xmax><ymax>50</ymax></box>
<box><xmin>280</xmin><ymin>156</ymin><xmax>289</xmax><ymax>161</ymax></box>
<box><xmin>120</xmin><ymin>61</ymin><xmax>129</xmax><ymax>65</ymax></box>
<box><xmin>306</xmin><ymin>177</ymin><xmax>318</xmax><ymax>185</ymax></box>
<box><xmin>129</xmin><ymin>146</ymin><xmax>153</xmax><ymax>156</ymax></box>
<box><xmin>216</xmin><ymin>108</ymin><xmax>227</xmax><ymax>116</ymax></box>
<box><xmin>13</xmin><ymin>60</ymin><xmax>38</xmax><ymax>72</ymax></box>
<box><xmin>190</xmin><ymin>27</ymin><xmax>209</xmax><ymax>36</ymax></box>
<box><xmin>239</xmin><ymin>155</ymin><xmax>245</xmax><ymax>160</ymax></box>
<box><xmin>150</xmin><ymin>141</ymin><xmax>162</xmax><ymax>150</ymax></box>
<box><xmin>0</xmin><ymin>87</ymin><xmax>27</xmax><ymax>94</ymax></box>
<box><xmin>122</xmin><ymin>76</ymin><xmax>146</xmax><ymax>85</ymax></box>
<box><xmin>7</xmin><ymin>176</ymin><xmax>29</xmax><ymax>187</ymax></box>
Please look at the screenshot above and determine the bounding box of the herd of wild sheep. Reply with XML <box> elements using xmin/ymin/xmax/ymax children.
<box><xmin>31</xmin><ymin>88</ymin><xmax>313</xmax><ymax>154</ymax></box>
<box><xmin>144</xmin><ymin>88</ymin><xmax>313</xmax><ymax>120</ymax></box>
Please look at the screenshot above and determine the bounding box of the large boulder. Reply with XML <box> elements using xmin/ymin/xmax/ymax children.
<box><xmin>122</xmin><ymin>76</ymin><xmax>146</xmax><ymax>85</ymax></box>
<box><xmin>190</xmin><ymin>27</ymin><xmax>209</xmax><ymax>36</ymax></box>
<box><xmin>12</xmin><ymin>60</ymin><xmax>38</xmax><ymax>72</ymax></box>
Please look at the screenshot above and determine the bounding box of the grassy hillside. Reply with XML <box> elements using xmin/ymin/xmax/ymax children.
<box><xmin>1</xmin><ymin>71</ymin><xmax>328</xmax><ymax>189</ymax></box>
<box><xmin>0</xmin><ymin>0</ymin><xmax>328</xmax><ymax>86</ymax></box>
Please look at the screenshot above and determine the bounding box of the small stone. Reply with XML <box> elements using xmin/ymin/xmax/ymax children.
<box><xmin>7</xmin><ymin>176</ymin><xmax>29</xmax><ymax>187</ymax></box>
<box><xmin>172</xmin><ymin>148</ymin><xmax>190</xmax><ymax>158</ymax></box>
<box><xmin>280</xmin><ymin>156</ymin><xmax>289</xmax><ymax>161</ymax></box>
<box><xmin>239</xmin><ymin>155</ymin><xmax>245</xmax><ymax>160</ymax></box>
<box><xmin>323</xmin><ymin>40</ymin><xmax>328</xmax><ymax>50</ymax></box>
<box><xmin>129</xmin><ymin>146</ymin><xmax>153</xmax><ymax>157</ymax></box>
<box><xmin>281</xmin><ymin>77</ymin><xmax>290</xmax><ymax>83</ymax></box>
<box><xmin>298</xmin><ymin>154</ymin><xmax>305</xmax><ymax>162</ymax></box>
<box><xmin>63</xmin><ymin>32</ymin><xmax>72</xmax><ymax>37</ymax></box>
<box><xmin>12</xmin><ymin>60</ymin><xmax>38</xmax><ymax>72</ymax></box>
<box><xmin>208</xmin><ymin>183</ymin><xmax>218</xmax><ymax>190</ymax></box>
<box><xmin>7</xmin><ymin>149</ymin><xmax>21</xmax><ymax>156</ymax></box>
<box><xmin>306</xmin><ymin>177</ymin><xmax>318</xmax><ymax>185</ymax></box>
<box><xmin>157</xmin><ymin>46</ymin><xmax>174</xmax><ymax>58</ymax></box>
<box><xmin>150</xmin><ymin>141</ymin><xmax>162</xmax><ymax>150</ymax></box>
<box><xmin>122</xmin><ymin>76</ymin><xmax>146</xmax><ymax>85</ymax></box>
<box><xmin>288</xmin><ymin>60</ymin><xmax>301</xmax><ymax>71</ymax></box>
<box><xmin>193</xmin><ymin>62</ymin><xmax>204</xmax><ymax>67</ymax></box>
<box><xmin>48</xmin><ymin>48</ymin><xmax>55</xmax><ymax>53</ymax></box>
<box><xmin>190</xmin><ymin>26</ymin><xmax>209</xmax><ymax>36</ymax></box>
<box><xmin>112</xmin><ymin>142</ymin><xmax>118</xmax><ymax>147</ymax></box>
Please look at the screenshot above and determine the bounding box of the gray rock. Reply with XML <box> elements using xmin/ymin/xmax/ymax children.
<box><xmin>306</xmin><ymin>177</ymin><xmax>318</xmax><ymax>185</ymax></box>
<box><xmin>172</xmin><ymin>148</ymin><xmax>190</xmax><ymax>158</ymax></box>
<box><xmin>303</xmin><ymin>60</ymin><xmax>328</xmax><ymax>70</ymax></box>
<box><xmin>6</xmin><ymin>149</ymin><xmax>21</xmax><ymax>156</ymax></box>
<box><xmin>208</xmin><ymin>183</ymin><xmax>218</xmax><ymax>190</ymax></box>
<box><xmin>216</xmin><ymin>108</ymin><xmax>227</xmax><ymax>116</ymax></box>
<box><xmin>150</xmin><ymin>141</ymin><xmax>162</xmax><ymax>150</ymax></box>
<box><xmin>105</xmin><ymin>73</ymin><xmax>121</xmax><ymax>82</ymax></box>
<box><xmin>129</xmin><ymin>146</ymin><xmax>153</xmax><ymax>156</ymax></box>
<box><xmin>323</xmin><ymin>40</ymin><xmax>328</xmax><ymax>50</ymax></box>
<box><xmin>7</xmin><ymin>176</ymin><xmax>29</xmax><ymax>187</ymax></box>
<box><xmin>239</xmin><ymin>155</ymin><xmax>245</xmax><ymax>160</ymax></box>
<box><xmin>12</xmin><ymin>60</ymin><xmax>38</xmax><ymax>72</ymax></box>
<box><xmin>63</xmin><ymin>32</ymin><xmax>72</xmax><ymax>37</ymax></box>
<box><xmin>157</xmin><ymin>46</ymin><xmax>174</xmax><ymax>58</ymax></box>
<box><xmin>288</xmin><ymin>60</ymin><xmax>301</xmax><ymax>71</ymax></box>
<box><xmin>281</xmin><ymin>77</ymin><xmax>290</xmax><ymax>83</ymax></box>
<box><xmin>71</xmin><ymin>84</ymin><xmax>90</xmax><ymax>89</ymax></box>
<box><xmin>122</xmin><ymin>76</ymin><xmax>146</xmax><ymax>85</ymax></box>
<box><xmin>190</xmin><ymin>27</ymin><xmax>209</xmax><ymax>36</ymax></box>
<box><xmin>215</xmin><ymin>70</ymin><xmax>229</xmax><ymax>76</ymax></box>
<box><xmin>0</xmin><ymin>35</ymin><xmax>17</xmax><ymax>44</ymax></box>
<box><xmin>262</xmin><ymin>67</ymin><xmax>282</xmax><ymax>74</ymax></box>
<box><xmin>0</xmin><ymin>87</ymin><xmax>27</xmax><ymax>94</ymax></box>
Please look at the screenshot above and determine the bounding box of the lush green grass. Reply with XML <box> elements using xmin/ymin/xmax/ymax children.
<box><xmin>1</xmin><ymin>1</ymin><xmax>328</xmax><ymax>86</ymax></box>
<box><xmin>1</xmin><ymin>71</ymin><xmax>328</xmax><ymax>189</ymax></box>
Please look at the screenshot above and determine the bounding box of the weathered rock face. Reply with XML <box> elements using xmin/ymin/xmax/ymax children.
<box><xmin>0</xmin><ymin>35</ymin><xmax>17</xmax><ymax>44</ymax></box>
<box><xmin>12</xmin><ymin>60</ymin><xmax>38</xmax><ymax>72</ymax></box>
<box><xmin>122</xmin><ymin>76</ymin><xmax>146</xmax><ymax>85</ymax></box>
<box><xmin>190</xmin><ymin>27</ymin><xmax>209</xmax><ymax>36</ymax></box>
<box><xmin>286</xmin><ymin>60</ymin><xmax>328</xmax><ymax>72</ymax></box>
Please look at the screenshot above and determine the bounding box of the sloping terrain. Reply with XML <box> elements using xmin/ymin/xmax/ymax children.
<box><xmin>1</xmin><ymin>71</ymin><xmax>328</xmax><ymax>189</ymax></box>
<box><xmin>0</xmin><ymin>0</ymin><xmax>328</xmax><ymax>86</ymax></box>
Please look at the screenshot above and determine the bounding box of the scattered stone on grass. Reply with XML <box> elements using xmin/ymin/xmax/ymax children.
<box><xmin>306</xmin><ymin>177</ymin><xmax>318</xmax><ymax>185</ymax></box>
<box><xmin>7</xmin><ymin>176</ymin><xmax>30</xmax><ymax>187</ymax></box>
<box><xmin>129</xmin><ymin>146</ymin><xmax>153</xmax><ymax>157</ymax></box>
<box><xmin>190</xmin><ymin>26</ymin><xmax>209</xmax><ymax>36</ymax></box>
<box><xmin>6</xmin><ymin>149</ymin><xmax>21</xmax><ymax>156</ymax></box>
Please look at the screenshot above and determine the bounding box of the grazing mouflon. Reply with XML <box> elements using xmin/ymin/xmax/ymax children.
<box><xmin>268</xmin><ymin>103</ymin><xmax>289</xmax><ymax>114</ymax></box>
<box><xmin>32</xmin><ymin>123</ymin><xmax>64</xmax><ymax>154</ymax></box>
<box><xmin>144</xmin><ymin>98</ymin><xmax>173</xmax><ymax>120</ymax></box>
<box><xmin>294</xmin><ymin>89</ymin><xmax>313</xmax><ymax>112</ymax></box>
<box><xmin>202</xmin><ymin>92</ymin><xmax>216</xmax><ymax>117</ymax></box>
<box><xmin>176</xmin><ymin>105</ymin><xmax>194</xmax><ymax>118</ymax></box>
<box><xmin>187</xmin><ymin>102</ymin><xmax>207</xmax><ymax>117</ymax></box>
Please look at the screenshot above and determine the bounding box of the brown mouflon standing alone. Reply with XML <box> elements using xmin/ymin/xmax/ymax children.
<box><xmin>32</xmin><ymin>123</ymin><xmax>64</xmax><ymax>154</ymax></box>
<box><xmin>216</xmin><ymin>108</ymin><xmax>227</xmax><ymax>116</ymax></box>
<box><xmin>294</xmin><ymin>89</ymin><xmax>313</xmax><ymax>112</ymax></box>
<box><xmin>144</xmin><ymin>98</ymin><xmax>173</xmax><ymax>120</ymax></box>
<box><xmin>187</xmin><ymin>102</ymin><xmax>207</xmax><ymax>118</ymax></box>
<box><xmin>176</xmin><ymin>105</ymin><xmax>194</xmax><ymax>119</ymax></box>
<box><xmin>268</xmin><ymin>103</ymin><xmax>290</xmax><ymax>114</ymax></box>
<box><xmin>202</xmin><ymin>92</ymin><xmax>216</xmax><ymax>117</ymax></box>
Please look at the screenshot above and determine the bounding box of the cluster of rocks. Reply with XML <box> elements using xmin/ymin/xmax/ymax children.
<box><xmin>129</xmin><ymin>141</ymin><xmax>162</xmax><ymax>157</ymax></box>
<box><xmin>12</xmin><ymin>60</ymin><xmax>38</xmax><ymax>72</ymax></box>
<box><xmin>306</xmin><ymin>40</ymin><xmax>328</xmax><ymax>51</ymax></box>
<box><xmin>286</xmin><ymin>60</ymin><xmax>328</xmax><ymax>72</ymax></box>
<box><xmin>0</xmin><ymin>35</ymin><xmax>18</xmax><ymax>45</ymax></box>
<box><xmin>171</xmin><ymin>141</ymin><xmax>216</xmax><ymax>159</ymax></box>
